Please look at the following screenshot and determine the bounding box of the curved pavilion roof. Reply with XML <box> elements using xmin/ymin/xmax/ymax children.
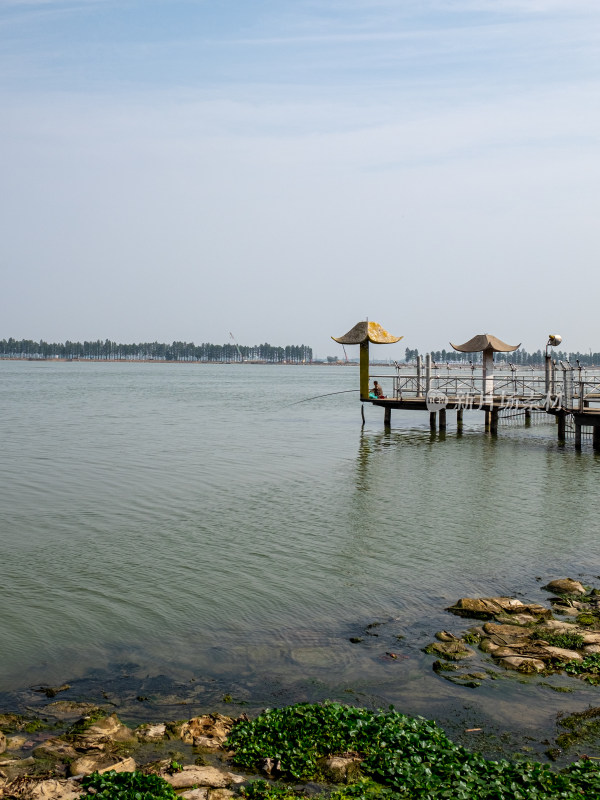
<box><xmin>332</xmin><ymin>321</ymin><xmax>403</xmax><ymax>345</ymax></box>
<box><xmin>450</xmin><ymin>334</ymin><xmax>520</xmax><ymax>353</ymax></box>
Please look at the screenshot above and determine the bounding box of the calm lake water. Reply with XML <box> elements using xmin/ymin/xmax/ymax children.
<box><xmin>2</xmin><ymin>361</ymin><xmax>600</xmax><ymax>754</ymax></box>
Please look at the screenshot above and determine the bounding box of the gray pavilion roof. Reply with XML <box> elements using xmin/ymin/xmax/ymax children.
<box><xmin>450</xmin><ymin>334</ymin><xmax>520</xmax><ymax>353</ymax></box>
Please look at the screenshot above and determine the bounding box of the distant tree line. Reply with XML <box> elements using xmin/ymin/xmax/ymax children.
<box><xmin>0</xmin><ymin>338</ymin><xmax>313</xmax><ymax>363</ymax></box>
<box><xmin>405</xmin><ymin>347</ymin><xmax>599</xmax><ymax>367</ymax></box>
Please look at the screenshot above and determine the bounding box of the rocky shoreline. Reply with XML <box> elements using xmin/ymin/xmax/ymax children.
<box><xmin>0</xmin><ymin>707</ymin><xmax>254</xmax><ymax>799</ymax></box>
<box><xmin>3</xmin><ymin>577</ymin><xmax>600</xmax><ymax>799</ymax></box>
<box><xmin>423</xmin><ymin>578</ymin><xmax>600</xmax><ymax>689</ymax></box>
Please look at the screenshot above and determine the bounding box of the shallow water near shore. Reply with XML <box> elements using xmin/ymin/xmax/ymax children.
<box><xmin>2</xmin><ymin>361</ymin><xmax>600</xmax><ymax>759</ymax></box>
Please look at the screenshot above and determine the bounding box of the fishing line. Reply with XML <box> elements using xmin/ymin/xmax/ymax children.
<box><xmin>285</xmin><ymin>389</ymin><xmax>360</xmax><ymax>407</ymax></box>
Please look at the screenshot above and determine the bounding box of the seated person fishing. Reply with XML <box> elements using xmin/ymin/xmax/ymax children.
<box><xmin>369</xmin><ymin>380</ymin><xmax>385</xmax><ymax>399</ymax></box>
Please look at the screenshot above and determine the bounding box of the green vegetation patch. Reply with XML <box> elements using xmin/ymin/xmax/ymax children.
<box><xmin>533</xmin><ymin>631</ymin><xmax>585</xmax><ymax>650</ymax></box>
<box><xmin>576</xmin><ymin>613</ymin><xmax>598</xmax><ymax>627</ymax></box>
<box><xmin>80</xmin><ymin>769</ymin><xmax>177</xmax><ymax>800</ymax></box>
<box><xmin>242</xmin><ymin>778</ymin><xmax>396</xmax><ymax>800</ymax></box>
<box><xmin>227</xmin><ymin>702</ymin><xmax>600</xmax><ymax>799</ymax></box>
<box><xmin>562</xmin><ymin>653</ymin><xmax>600</xmax><ymax>685</ymax></box>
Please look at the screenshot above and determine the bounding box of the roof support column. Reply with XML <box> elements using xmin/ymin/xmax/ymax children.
<box><xmin>360</xmin><ymin>341</ymin><xmax>369</xmax><ymax>401</ymax></box>
<box><xmin>483</xmin><ymin>348</ymin><xmax>494</xmax><ymax>403</ymax></box>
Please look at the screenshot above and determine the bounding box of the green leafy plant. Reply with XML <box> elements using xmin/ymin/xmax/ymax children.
<box><xmin>241</xmin><ymin>778</ymin><xmax>396</xmax><ymax>800</ymax></box>
<box><xmin>534</xmin><ymin>631</ymin><xmax>585</xmax><ymax>650</ymax></box>
<box><xmin>226</xmin><ymin>701</ymin><xmax>600</xmax><ymax>799</ymax></box>
<box><xmin>241</xmin><ymin>780</ymin><xmax>300</xmax><ymax>800</ymax></box>
<box><xmin>562</xmin><ymin>652</ymin><xmax>600</xmax><ymax>684</ymax></box>
<box><xmin>80</xmin><ymin>769</ymin><xmax>177</xmax><ymax>799</ymax></box>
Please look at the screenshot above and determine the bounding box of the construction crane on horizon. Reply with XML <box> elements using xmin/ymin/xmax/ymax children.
<box><xmin>229</xmin><ymin>332</ymin><xmax>244</xmax><ymax>362</ymax></box>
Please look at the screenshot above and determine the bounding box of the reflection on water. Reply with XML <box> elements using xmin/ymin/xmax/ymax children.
<box><xmin>1</xmin><ymin>362</ymin><xmax>600</xmax><ymax>753</ymax></box>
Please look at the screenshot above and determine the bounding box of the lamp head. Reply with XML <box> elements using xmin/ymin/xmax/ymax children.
<box><xmin>547</xmin><ymin>335</ymin><xmax>562</xmax><ymax>347</ymax></box>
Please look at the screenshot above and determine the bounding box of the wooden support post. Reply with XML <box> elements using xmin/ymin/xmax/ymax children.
<box><xmin>490</xmin><ymin>407</ymin><xmax>498</xmax><ymax>435</ymax></box>
<box><xmin>484</xmin><ymin>409</ymin><xmax>491</xmax><ymax>431</ymax></box>
<box><xmin>384</xmin><ymin>406</ymin><xmax>391</xmax><ymax>427</ymax></box>
<box><xmin>525</xmin><ymin>407</ymin><xmax>531</xmax><ymax>426</ymax></box>
<box><xmin>594</xmin><ymin>426</ymin><xmax>600</xmax><ymax>452</ymax></box>
<box><xmin>456</xmin><ymin>408</ymin><xmax>463</xmax><ymax>435</ymax></box>
<box><xmin>439</xmin><ymin>408</ymin><xmax>446</xmax><ymax>430</ymax></box>
<box><xmin>361</xmin><ymin>404</ymin><xmax>365</xmax><ymax>425</ymax></box>
<box><xmin>430</xmin><ymin>411</ymin><xmax>436</xmax><ymax>430</ymax></box>
<box><xmin>359</xmin><ymin>341</ymin><xmax>369</xmax><ymax>401</ymax></box>
<box><xmin>575</xmin><ymin>422</ymin><xmax>582</xmax><ymax>451</ymax></box>
<box><xmin>557</xmin><ymin>412</ymin><xmax>566</xmax><ymax>442</ymax></box>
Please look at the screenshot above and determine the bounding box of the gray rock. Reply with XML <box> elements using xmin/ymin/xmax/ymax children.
<box><xmin>135</xmin><ymin>723</ymin><xmax>166</xmax><ymax>742</ymax></box>
<box><xmin>33</xmin><ymin>738</ymin><xmax>79</xmax><ymax>761</ymax></box>
<box><xmin>164</xmin><ymin>766</ymin><xmax>243</xmax><ymax>790</ymax></box>
<box><xmin>498</xmin><ymin>656</ymin><xmax>545</xmax><ymax>673</ymax></box>
<box><xmin>543</xmin><ymin>646</ymin><xmax>583</xmax><ymax>662</ymax></box>
<box><xmin>29</xmin><ymin>778</ymin><xmax>83</xmax><ymax>799</ymax></box>
<box><xmin>181</xmin><ymin>791</ymin><xmax>209</xmax><ymax>800</ymax></box>
<box><xmin>177</xmin><ymin>715</ymin><xmax>234</xmax><ymax>749</ymax></box>
<box><xmin>6</xmin><ymin>735</ymin><xmax>27</xmax><ymax>750</ymax></box>
<box><xmin>69</xmin><ymin>754</ymin><xmax>136</xmax><ymax>777</ymax></box>
<box><xmin>543</xmin><ymin>579</ymin><xmax>586</xmax><ymax>596</ymax></box>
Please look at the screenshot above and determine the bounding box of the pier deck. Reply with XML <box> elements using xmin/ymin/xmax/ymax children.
<box><xmin>366</xmin><ymin>362</ymin><xmax>600</xmax><ymax>450</ymax></box>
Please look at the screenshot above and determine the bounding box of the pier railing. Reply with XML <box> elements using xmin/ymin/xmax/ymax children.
<box><xmin>369</xmin><ymin>360</ymin><xmax>600</xmax><ymax>413</ymax></box>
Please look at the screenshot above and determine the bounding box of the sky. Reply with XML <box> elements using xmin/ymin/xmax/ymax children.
<box><xmin>1</xmin><ymin>0</ymin><xmax>599</xmax><ymax>359</ymax></box>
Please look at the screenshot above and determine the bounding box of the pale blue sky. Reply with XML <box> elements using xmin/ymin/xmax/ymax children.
<box><xmin>2</xmin><ymin>0</ymin><xmax>599</xmax><ymax>357</ymax></box>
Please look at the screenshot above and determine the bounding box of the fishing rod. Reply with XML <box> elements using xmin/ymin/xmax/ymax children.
<box><xmin>285</xmin><ymin>389</ymin><xmax>360</xmax><ymax>407</ymax></box>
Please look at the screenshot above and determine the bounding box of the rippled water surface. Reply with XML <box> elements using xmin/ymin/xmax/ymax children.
<box><xmin>2</xmin><ymin>361</ymin><xmax>600</xmax><ymax>746</ymax></box>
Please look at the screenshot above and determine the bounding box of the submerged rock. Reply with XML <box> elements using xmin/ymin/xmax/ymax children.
<box><xmin>44</xmin><ymin>702</ymin><xmax>99</xmax><ymax>720</ymax></box>
<box><xmin>424</xmin><ymin>641</ymin><xmax>475</xmax><ymax>661</ymax></box>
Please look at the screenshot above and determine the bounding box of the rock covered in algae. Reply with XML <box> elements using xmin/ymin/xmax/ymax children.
<box><xmin>446</xmin><ymin>597</ymin><xmax>551</xmax><ymax>620</ymax></box>
<box><xmin>424</xmin><ymin>641</ymin><xmax>475</xmax><ymax>660</ymax></box>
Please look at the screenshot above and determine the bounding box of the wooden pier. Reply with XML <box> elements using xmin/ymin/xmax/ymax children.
<box><xmin>333</xmin><ymin>321</ymin><xmax>600</xmax><ymax>451</ymax></box>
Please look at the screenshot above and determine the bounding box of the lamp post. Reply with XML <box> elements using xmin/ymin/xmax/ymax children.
<box><xmin>545</xmin><ymin>334</ymin><xmax>562</xmax><ymax>395</ymax></box>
